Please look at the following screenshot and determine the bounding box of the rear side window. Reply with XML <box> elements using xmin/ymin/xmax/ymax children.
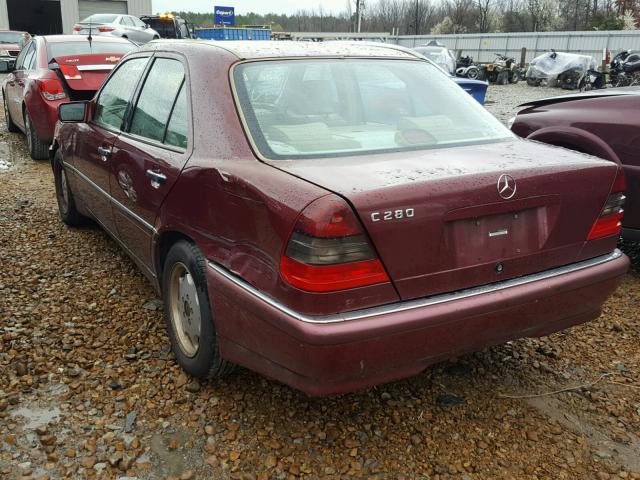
<box><xmin>121</xmin><ymin>16</ymin><xmax>134</xmax><ymax>26</ymax></box>
<box><xmin>165</xmin><ymin>85</ymin><xmax>188</xmax><ymax>149</ymax></box>
<box><xmin>20</xmin><ymin>43</ymin><xmax>36</xmax><ymax>70</ymax></box>
<box><xmin>94</xmin><ymin>58</ymin><xmax>149</xmax><ymax>131</ymax></box>
<box><xmin>129</xmin><ymin>58</ymin><xmax>185</xmax><ymax>145</ymax></box>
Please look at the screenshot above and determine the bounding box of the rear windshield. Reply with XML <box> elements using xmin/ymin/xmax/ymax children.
<box><xmin>0</xmin><ymin>32</ymin><xmax>24</xmax><ymax>45</ymax></box>
<box><xmin>81</xmin><ymin>14</ymin><xmax>118</xmax><ymax>23</ymax></box>
<box><xmin>233</xmin><ymin>59</ymin><xmax>511</xmax><ymax>160</ymax></box>
<box><xmin>48</xmin><ymin>41</ymin><xmax>136</xmax><ymax>61</ymax></box>
<box><xmin>143</xmin><ymin>19</ymin><xmax>176</xmax><ymax>38</ymax></box>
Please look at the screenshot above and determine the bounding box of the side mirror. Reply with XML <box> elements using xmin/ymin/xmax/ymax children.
<box><xmin>58</xmin><ymin>101</ymin><xmax>87</xmax><ymax>122</ymax></box>
<box><xmin>144</xmin><ymin>23</ymin><xmax>149</xmax><ymax>29</ymax></box>
<box><xmin>0</xmin><ymin>59</ymin><xmax>15</xmax><ymax>73</ymax></box>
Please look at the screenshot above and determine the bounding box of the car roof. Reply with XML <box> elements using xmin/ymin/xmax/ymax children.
<box><xmin>144</xmin><ymin>40</ymin><xmax>420</xmax><ymax>60</ymax></box>
<box><xmin>42</xmin><ymin>34</ymin><xmax>133</xmax><ymax>44</ymax></box>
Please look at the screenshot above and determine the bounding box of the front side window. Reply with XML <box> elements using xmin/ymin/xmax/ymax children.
<box><xmin>129</xmin><ymin>58</ymin><xmax>185</xmax><ymax>144</ymax></box>
<box><xmin>233</xmin><ymin>59</ymin><xmax>511</xmax><ymax>160</ymax></box>
<box><xmin>94</xmin><ymin>57</ymin><xmax>148</xmax><ymax>131</ymax></box>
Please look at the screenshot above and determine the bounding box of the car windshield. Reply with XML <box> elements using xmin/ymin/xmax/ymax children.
<box><xmin>81</xmin><ymin>14</ymin><xmax>118</xmax><ymax>23</ymax></box>
<box><xmin>233</xmin><ymin>59</ymin><xmax>511</xmax><ymax>160</ymax></box>
<box><xmin>0</xmin><ymin>32</ymin><xmax>24</xmax><ymax>45</ymax></box>
<box><xmin>48</xmin><ymin>41</ymin><xmax>136</xmax><ymax>61</ymax></box>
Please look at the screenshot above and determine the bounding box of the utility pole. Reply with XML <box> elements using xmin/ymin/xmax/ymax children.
<box><xmin>355</xmin><ymin>0</ymin><xmax>363</xmax><ymax>33</ymax></box>
<box><xmin>414</xmin><ymin>0</ymin><xmax>419</xmax><ymax>35</ymax></box>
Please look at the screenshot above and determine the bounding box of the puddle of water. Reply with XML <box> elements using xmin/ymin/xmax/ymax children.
<box><xmin>11</xmin><ymin>405</ymin><xmax>61</xmax><ymax>429</ymax></box>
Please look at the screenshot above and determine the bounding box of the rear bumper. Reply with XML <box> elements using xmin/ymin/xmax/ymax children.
<box><xmin>207</xmin><ymin>249</ymin><xmax>628</xmax><ymax>396</ymax></box>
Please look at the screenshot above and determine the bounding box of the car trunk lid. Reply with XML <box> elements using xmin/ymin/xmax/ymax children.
<box><xmin>272</xmin><ymin>139</ymin><xmax>620</xmax><ymax>300</ymax></box>
<box><xmin>50</xmin><ymin>53</ymin><xmax>123</xmax><ymax>99</ymax></box>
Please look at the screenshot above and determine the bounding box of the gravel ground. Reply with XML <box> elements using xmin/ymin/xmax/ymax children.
<box><xmin>1</xmin><ymin>80</ymin><xmax>640</xmax><ymax>480</ymax></box>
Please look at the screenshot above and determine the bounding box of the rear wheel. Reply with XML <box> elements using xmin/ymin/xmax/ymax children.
<box><xmin>497</xmin><ymin>70</ymin><xmax>509</xmax><ymax>85</ymax></box>
<box><xmin>162</xmin><ymin>241</ymin><xmax>235</xmax><ymax>380</ymax></box>
<box><xmin>466</xmin><ymin>67</ymin><xmax>479</xmax><ymax>79</ymax></box>
<box><xmin>509</xmin><ymin>70</ymin><xmax>519</xmax><ymax>84</ymax></box>
<box><xmin>24</xmin><ymin>110</ymin><xmax>49</xmax><ymax>160</ymax></box>
<box><xmin>53</xmin><ymin>151</ymin><xmax>84</xmax><ymax>227</ymax></box>
<box><xmin>526</xmin><ymin>78</ymin><xmax>540</xmax><ymax>87</ymax></box>
<box><xmin>2</xmin><ymin>92</ymin><xmax>19</xmax><ymax>132</ymax></box>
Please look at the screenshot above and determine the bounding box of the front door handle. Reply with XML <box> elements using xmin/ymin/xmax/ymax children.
<box><xmin>97</xmin><ymin>146</ymin><xmax>112</xmax><ymax>161</ymax></box>
<box><xmin>146</xmin><ymin>169</ymin><xmax>167</xmax><ymax>188</ymax></box>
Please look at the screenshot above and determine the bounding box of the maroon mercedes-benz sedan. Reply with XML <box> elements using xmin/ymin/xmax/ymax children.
<box><xmin>50</xmin><ymin>41</ymin><xmax>629</xmax><ymax>396</ymax></box>
<box><xmin>510</xmin><ymin>88</ymin><xmax>640</xmax><ymax>240</ymax></box>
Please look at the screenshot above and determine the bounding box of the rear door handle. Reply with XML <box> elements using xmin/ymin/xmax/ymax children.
<box><xmin>146</xmin><ymin>169</ymin><xmax>167</xmax><ymax>188</ymax></box>
<box><xmin>97</xmin><ymin>146</ymin><xmax>112</xmax><ymax>161</ymax></box>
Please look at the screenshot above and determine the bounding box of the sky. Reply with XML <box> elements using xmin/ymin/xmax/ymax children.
<box><xmin>151</xmin><ymin>0</ymin><xmax>351</xmax><ymax>15</ymax></box>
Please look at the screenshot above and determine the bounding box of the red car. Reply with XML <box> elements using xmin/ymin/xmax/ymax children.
<box><xmin>510</xmin><ymin>88</ymin><xmax>640</xmax><ymax>240</ymax></box>
<box><xmin>51</xmin><ymin>41</ymin><xmax>628</xmax><ymax>396</ymax></box>
<box><xmin>1</xmin><ymin>35</ymin><xmax>136</xmax><ymax>160</ymax></box>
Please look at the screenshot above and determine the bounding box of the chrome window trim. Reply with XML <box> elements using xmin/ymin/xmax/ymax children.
<box><xmin>208</xmin><ymin>249</ymin><xmax>623</xmax><ymax>324</ymax></box>
<box><xmin>63</xmin><ymin>161</ymin><xmax>157</xmax><ymax>234</ymax></box>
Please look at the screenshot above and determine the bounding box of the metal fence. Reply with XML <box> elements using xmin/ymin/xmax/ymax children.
<box><xmin>390</xmin><ymin>31</ymin><xmax>640</xmax><ymax>64</ymax></box>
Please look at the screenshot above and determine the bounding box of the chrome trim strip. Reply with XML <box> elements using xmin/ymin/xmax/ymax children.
<box><xmin>208</xmin><ymin>249</ymin><xmax>623</xmax><ymax>324</ymax></box>
<box><xmin>63</xmin><ymin>161</ymin><xmax>157</xmax><ymax>234</ymax></box>
<box><xmin>77</xmin><ymin>64</ymin><xmax>116</xmax><ymax>71</ymax></box>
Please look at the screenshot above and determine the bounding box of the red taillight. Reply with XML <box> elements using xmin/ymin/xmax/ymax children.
<box><xmin>59</xmin><ymin>64</ymin><xmax>82</xmax><ymax>80</ymax></box>
<box><xmin>38</xmin><ymin>78</ymin><xmax>67</xmax><ymax>101</ymax></box>
<box><xmin>280</xmin><ymin>195</ymin><xmax>389</xmax><ymax>292</ymax></box>
<box><xmin>73</xmin><ymin>25</ymin><xmax>81</xmax><ymax>32</ymax></box>
<box><xmin>587</xmin><ymin>169</ymin><xmax>626</xmax><ymax>240</ymax></box>
<box><xmin>98</xmin><ymin>26</ymin><xmax>115</xmax><ymax>32</ymax></box>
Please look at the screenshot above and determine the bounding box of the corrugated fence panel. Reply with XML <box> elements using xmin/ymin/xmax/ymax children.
<box><xmin>391</xmin><ymin>31</ymin><xmax>640</xmax><ymax>64</ymax></box>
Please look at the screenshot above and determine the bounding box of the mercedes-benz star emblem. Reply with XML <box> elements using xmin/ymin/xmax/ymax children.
<box><xmin>497</xmin><ymin>174</ymin><xmax>517</xmax><ymax>200</ymax></box>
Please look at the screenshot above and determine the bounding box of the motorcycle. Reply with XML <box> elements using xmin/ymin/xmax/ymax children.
<box><xmin>526</xmin><ymin>50</ymin><xmax>597</xmax><ymax>90</ymax></box>
<box><xmin>455</xmin><ymin>55</ymin><xmax>480</xmax><ymax>79</ymax></box>
<box><xmin>610</xmin><ymin>50</ymin><xmax>640</xmax><ymax>87</ymax></box>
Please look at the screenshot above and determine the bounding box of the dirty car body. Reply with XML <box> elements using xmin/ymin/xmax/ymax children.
<box><xmin>51</xmin><ymin>41</ymin><xmax>628</xmax><ymax>396</ymax></box>
<box><xmin>511</xmin><ymin>88</ymin><xmax>640</xmax><ymax>240</ymax></box>
<box><xmin>1</xmin><ymin>35</ymin><xmax>137</xmax><ymax>159</ymax></box>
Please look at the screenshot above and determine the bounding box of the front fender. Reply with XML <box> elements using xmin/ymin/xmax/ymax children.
<box><xmin>526</xmin><ymin>126</ymin><xmax>622</xmax><ymax>166</ymax></box>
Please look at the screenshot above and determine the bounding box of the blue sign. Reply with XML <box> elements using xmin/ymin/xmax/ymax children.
<box><xmin>214</xmin><ymin>6</ymin><xmax>235</xmax><ymax>26</ymax></box>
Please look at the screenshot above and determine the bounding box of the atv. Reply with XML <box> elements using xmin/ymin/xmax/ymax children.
<box><xmin>479</xmin><ymin>53</ymin><xmax>520</xmax><ymax>84</ymax></box>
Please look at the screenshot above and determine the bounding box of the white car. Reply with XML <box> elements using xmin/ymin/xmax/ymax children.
<box><xmin>413</xmin><ymin>45</ymin><xmax>457</xmax><ymax>75</ymax></box>
<box><xmin>73</xmin><ymin>14</ymin><xmax>159</xmax><ymax>44</ymax></box>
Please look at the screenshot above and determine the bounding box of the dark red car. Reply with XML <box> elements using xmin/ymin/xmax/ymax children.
<box><xmin>510</xmin><ymin>88</ymin><xmax>640</xmax><ymax>240</ymax></box>
<box><xmin>1</xmin><ymin>35</ymin><xmax>136</xmax><ymax>160</ymax></box>
<box><xmin>50</xmin><ymin>41</ymin><xmax>629</xmax><ymax>396</ymax></box>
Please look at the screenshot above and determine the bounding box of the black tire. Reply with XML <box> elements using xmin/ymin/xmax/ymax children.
<box><xmin>153</xmin><ymin>35</ymin><xmax>160</xmax><ymax>40</ymax></box>
<box><xmin>162</xmin><ymin>241</ymin><xmax>235</xmax><ymax>380</ymax></box>
<box><xmin>53</xmin><ymin>151</ymin><xmax>84</xmax><ymax>227</ymax></box>
<box><xmin>497</xmin><ymin>70</ymin><xmax>509</xmax><ymax>85</ymax></box>
<box><xmin>467</xmin><ymin>67</ymin><xmax>479</xmax><ymax>79</ymax></box>
<box><xmin>2</xmin><ymin>92</ymin><xmax>19</xmax><ymax>132</ymax></box>
<box><xmin>24</xmin><ymin>110</ymin><xmax>49</xmax><ymax>160</ymax></box>
<box><xmin>509</xmin><ymin>71</ymin><xmax>520</xmax><ymax>84</ymax></box>
<box><xmin>477</xmin><ymin>69</ymin><xmax>486</xmax><ymax>81</ymax></box>
<box><xmin>526</xmin><ymin>78</ymin><xmax>539</xmax><ymax>87</ymax></box>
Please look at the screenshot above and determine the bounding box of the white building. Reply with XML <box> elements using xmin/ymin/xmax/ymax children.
<box><xmin>0</xmin><ymin>0</ymin><xmax>152</xmax><ymax>35</ymax></box>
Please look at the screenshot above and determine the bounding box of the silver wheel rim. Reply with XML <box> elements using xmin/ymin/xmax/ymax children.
<box><xmin>169</xmin><ymin>262</ymin><xmax>201</xmax><ymax>358</ymax></box>
<box><xmin>59</xmin><ymin>168</ymin><xmax>70</xmax><ymax>214</ymax></box>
